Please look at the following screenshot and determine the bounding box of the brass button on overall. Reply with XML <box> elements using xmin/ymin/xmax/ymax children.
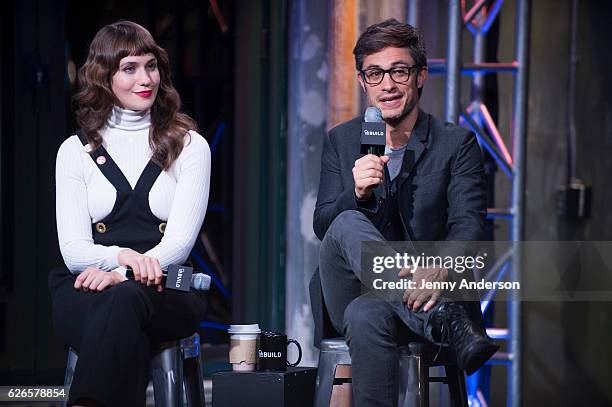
<box><xmin>159</xmin><ymin>222</ymin><xmax>167</xmax><ymax>234</ymax></box>
<box><xmin>95</xmin><ymin>222</ymin><xmax>107</xmax><ymax>233</ymax></box>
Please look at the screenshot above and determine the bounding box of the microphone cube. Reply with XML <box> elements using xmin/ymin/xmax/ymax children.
<box><xmin>361</xmin><ymin>121</ymin><xmax>386</xmax><ymax>156</ymax></box>
<box><xmin>166</xmin><ymin>264</ymin><xmax>193</xmax><ymax>292</ymax></box>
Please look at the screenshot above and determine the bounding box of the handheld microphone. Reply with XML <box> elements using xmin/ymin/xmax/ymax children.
<box><xmin>361</xmin><ymin>106</ymin><xmax>386</xmax><ymax>156</ymax></box>
<box><xmin>125</xmin><ymin>265</ymin><xmax>211</xmax><ymax>291</ymax></box>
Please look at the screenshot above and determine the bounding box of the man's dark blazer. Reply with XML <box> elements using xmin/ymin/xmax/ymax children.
<box><xmin>310</xmin><ymin>109</ymin><xmax>487</xmax><ymax>347</ymax></box>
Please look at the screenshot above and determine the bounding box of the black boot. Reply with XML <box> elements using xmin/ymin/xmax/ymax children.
<box><xmin>431</xmin><ymin>302</ymin><xmax>499</xmax><ymax>375</ymax></box>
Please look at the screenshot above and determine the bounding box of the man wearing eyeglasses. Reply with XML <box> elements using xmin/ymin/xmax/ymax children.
<box><xmin>312</xmin><ymin>19</ymin><xmax>498</xmax><ymax>406</ymax></box>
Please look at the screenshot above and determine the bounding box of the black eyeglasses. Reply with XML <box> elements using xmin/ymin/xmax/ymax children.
<box><xmin>360</xmin><ymin>65</ymin><xmax>419</xmax><ymax>85</ymax></box>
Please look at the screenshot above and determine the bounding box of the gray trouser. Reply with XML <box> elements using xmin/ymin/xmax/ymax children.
<box><xmin>318</xmin><ymin>210</ymin><xmax>440</xmax><ymax>407</ymax></box>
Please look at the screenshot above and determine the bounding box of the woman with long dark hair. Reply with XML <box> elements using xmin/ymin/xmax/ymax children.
<box><xmin>49</xmin><ymin>21</ymin><xmax>210</xmax><ymax>406</ymax></box>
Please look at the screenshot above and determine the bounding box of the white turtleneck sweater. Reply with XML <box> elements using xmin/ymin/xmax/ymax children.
<box><xmin>56</xmin><ymin>106</ymin><xmax>211</xmax><ymax>274</ymax></box>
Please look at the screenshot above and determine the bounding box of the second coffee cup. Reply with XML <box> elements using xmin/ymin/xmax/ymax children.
<box><xmin>257</xmin><ymin>331</ymin><xmax>302</xmax><ymax>371</ymax></box>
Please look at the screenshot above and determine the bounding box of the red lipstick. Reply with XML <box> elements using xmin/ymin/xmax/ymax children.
<box><xmin>135</xmin><ymin>90</ymin><xmax>153</xmax><ymax>98</ymax></box>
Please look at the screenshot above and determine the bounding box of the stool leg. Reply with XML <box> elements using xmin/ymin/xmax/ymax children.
<box><xmin>445</xmin><ymin>366</ymin><xmax>468</xmax><ymax>407</ymax></box>
<box><xmin>63</xmin><ymin>348</ymin><xmax>78</xmax><ymax>407</ymax></box>
<box><xmin>416</xmin><ymin>355</ymin><xmax>429</xmax><ymax>407</ymax></box>
<box><xmin>399</xmin><ymin>354</ymin><xmax>429</xmax><ymax>407</ymax></box>
<box><xmin>151</xmin><ymin>345</ymin><xmax>184</xmax><ymax>407</ymax></box>
<box><xmin>314</xmin><ymin>352</ymin><xmax>343</xmax><ymax>407</ymax></box>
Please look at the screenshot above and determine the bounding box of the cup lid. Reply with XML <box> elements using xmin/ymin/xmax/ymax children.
<box><xmin>228</xmin><ymin>324</ymin><xmax>261</xmax><ymax>334</ymax></box>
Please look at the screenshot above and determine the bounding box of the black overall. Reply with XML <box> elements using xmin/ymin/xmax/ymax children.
<box><xmin>49</xmin><ymin>132</ymin><xmax>206</xmax><ymax>407</ymax></box>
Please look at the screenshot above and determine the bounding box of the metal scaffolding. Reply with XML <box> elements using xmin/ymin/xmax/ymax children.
<box><xmin>411</xmin><ymin>0</ymin><xmax>530</xmax><ymax>406</ymax></box>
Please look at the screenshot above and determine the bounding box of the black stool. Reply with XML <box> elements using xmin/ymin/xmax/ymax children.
<box><xmin>314</xmin><ymin>338</ymin><xmax>468</xmax><ymax>407</ymax></box>
<box><xmin>399</xmin><ymin>342</ymin><xmax>468</xmax><ymax>407</ymax></box>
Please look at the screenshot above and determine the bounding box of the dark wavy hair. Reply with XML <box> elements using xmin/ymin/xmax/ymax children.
<box><xmin>73</xmin><ymin>21</ymin><xmax>197</xmax><ymax>170</ymax></box>
<box><xmin>353</xmin><ymin>19</ymin><xmax>427</xmax><ymax>71</ymax></box>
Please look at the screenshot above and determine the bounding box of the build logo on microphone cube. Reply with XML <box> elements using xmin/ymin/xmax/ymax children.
<box><xmin>361</xmin><ymin>121</ymin><xmax>386</xmax><ymax>156</ymax></box>
<box><xmin>166</xmin><ymin>264</ymin><xmax>194</xmax><ymax>292</ymax></box>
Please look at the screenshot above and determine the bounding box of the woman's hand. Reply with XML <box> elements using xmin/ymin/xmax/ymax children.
<box><xmin>118</xmin><ymin>249</ymin><xmax>163</xmax><ymax>289</ymax></box>
<box><xmin>74</xmin><ymin>267</ymin><xmax>127</xmax><ymax>292</ymax></box>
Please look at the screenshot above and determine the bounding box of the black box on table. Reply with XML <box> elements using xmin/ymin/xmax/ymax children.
<box><xmin>212</xmin><ymin>367</ymin><xmax>317</xmax><ymax>407</ymax></box>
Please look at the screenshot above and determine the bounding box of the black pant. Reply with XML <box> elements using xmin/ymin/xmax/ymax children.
<box><xmin>319</xmin><ymin>210</ymin><xmax>442</xmax><ymax>407</ymax></box>
<box><xmin>49</xmin><ymin>266</ymin><xmax>207</xmax><ymax>407</ymax></box>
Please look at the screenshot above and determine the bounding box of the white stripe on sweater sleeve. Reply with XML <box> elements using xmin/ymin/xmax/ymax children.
<box><xmin>144</xmin><ymin>131</ymin><xmax>211</xmax><ymax>268</ymax></box>
<box><xmin>55</xmin><ymin>136</ymin><xmax>125</xmax><ymax>273</ymax></box>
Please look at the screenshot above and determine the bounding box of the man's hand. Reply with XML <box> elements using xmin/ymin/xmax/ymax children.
<box><xmin>118</xmin><ymin>249</ymin><xmax>163</xmax><ymax>290</ymax></box>
<box><xmin>74</xmin><ymin>267</ymin><xmax>127</xmax><ymax>292</ymax></box>
<box><xmin>353</xmin><ymin>154</ymin><xmax>390</xmax><ymax>200</ymax></box>
<box><xmin>399</xmin><ymin>267</ymin><xmax>449</xmax><ymax>312</ymax></box>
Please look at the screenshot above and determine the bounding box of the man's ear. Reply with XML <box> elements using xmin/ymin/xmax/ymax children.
<box><xmin>416</xmin><ymin>67</ymin><xmax>428</xmax><ymax>90</ymax></box>
<box><xmin>358</xmin><ymin>72</ymin><xmax>367</xmax><ymax>93</ymax></box>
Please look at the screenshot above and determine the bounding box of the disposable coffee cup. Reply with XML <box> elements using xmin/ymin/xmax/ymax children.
<box><xmin>228</xmin><ymin>324</ymin><xmax>261</xmax><ymax>372</ymax></box>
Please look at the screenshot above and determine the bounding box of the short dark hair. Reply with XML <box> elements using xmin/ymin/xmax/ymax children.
<box><xmin>353</xmin><ymin>19</ymin><xmax>427</xmax><ymax>71</ymax></box>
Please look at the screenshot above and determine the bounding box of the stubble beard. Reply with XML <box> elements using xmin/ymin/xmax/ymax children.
<box><xmin>382</xmin><ymin>95</ymin><xmax>418</xmax><ymax>127</ymax></box>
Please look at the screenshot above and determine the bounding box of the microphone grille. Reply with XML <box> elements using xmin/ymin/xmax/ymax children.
<box><xmin>192</xmin><ymin>273</ymin><xmax>212</xmax><ymax>291</ymax></box>
<box><xmin>364</xmin><ymin>106</ymin><xmax>383</xmax><ymax>123</ymax></box>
